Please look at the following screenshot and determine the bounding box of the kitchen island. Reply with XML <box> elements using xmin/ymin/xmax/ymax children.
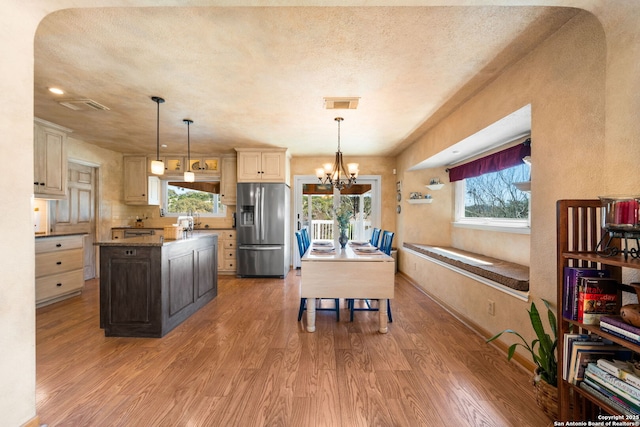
<box><xmin>96</xmin><ymin>233</ymin><xmax>218</xmax><ymax>337</ymax></box>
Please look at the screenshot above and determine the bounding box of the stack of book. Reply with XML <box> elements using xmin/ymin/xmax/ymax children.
<box><xmin>581</xmin><ymin>360</ymin><xmax>640</xmax><ymax>415</ymax></box>
<box><xmin>601</xmin><ymin>315</ymin><xmax>640</xmax><ymax>345</ymax></box>
<box><xmin>562</xmin><ymin>267</ymin><xmax>609</xmax><ymax>320</ymax></box>
<box><xmin>562</xmin><ymin>266</ymin><xmax>617</xmax><ymax>324</ymax></box>
<box><xmin>563</xmin><ymin>334</ymin><xmax>632</xmax><ymax>384</ymax></box>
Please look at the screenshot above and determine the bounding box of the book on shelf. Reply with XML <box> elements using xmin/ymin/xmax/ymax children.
<box><xmin>597</xmin><ymin>359</ymin><xmax>640</xmax><ymax>390</ymax></box>
<box><xmin>563</xmin><ymin>334</ymin><xmax>613</xmax><ymax>381</ymax></box>
<box><xmin>566</xmin><ymin>342</ymin><xmax>631</xmax><ymax>385</ymax></box>
<box><xmin>601</xmin><ymin>315</ymin><xmax>640</xmax><ymax>335</ymax></box>
<box><xmin>577</xmin><ymin>276</ymin><xmax>618</xmax><ymax>325</ymax></box>
<box><xmin>586</xmin><ymin>362</ymin><xmax>640</xmax><ymax>401</ymax></box>
<box><xmin>582</xmin><ymin>377</ymin><xmax>640</xmax><ymax>415</ymax></box>
<box><xmin>563</xmin><ymin>267</ymin><xmax>609</xmax><ymax>320</ymax></box>
<box><xmin>600</xmin><ymin>323</ymin><xmax>640</xmax><ymax>345</ymax></box>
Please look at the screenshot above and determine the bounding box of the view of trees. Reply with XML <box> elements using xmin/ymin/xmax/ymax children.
<box><xmin>167</xmin><ymin>186</ymin><xmax>215</xmax><ymax>214</ymax></box>
<box><xmin>464</xmin><ymin>163</ymin><xmax>530</xmax><ymax>218</ymax></box>
<box><xmin>302</xmin><ymin>194</ymin><xmax>372</xmax><ymax>221</ymax></box>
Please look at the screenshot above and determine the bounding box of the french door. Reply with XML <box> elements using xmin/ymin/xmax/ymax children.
<box><xmin>292</xmin><ymin>175</ymin><xmax>381</xmax><ymax>268</ymax></box>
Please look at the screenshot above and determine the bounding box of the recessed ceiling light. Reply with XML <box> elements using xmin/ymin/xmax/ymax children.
<box><xmin>48</xmin><ymin>87</ymin><xmax>64</xmax><ymax>95</ymax></box>
<box><xmin>452</xmin><ymin>150</ymin><xmax>461</xmax><ymax>154</ymax></box>
<box><xmin>161</xmin><ymin>144</ymin><xmax>168</xmax><ymax>148</ymax></box>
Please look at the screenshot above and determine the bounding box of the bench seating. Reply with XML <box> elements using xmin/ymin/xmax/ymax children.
<box><xmin>403</xmin><ymin>243</ymin><xmax>529</xmax><ymax>291</ymax></box>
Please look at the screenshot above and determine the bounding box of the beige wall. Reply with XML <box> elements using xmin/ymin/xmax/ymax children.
<box><xmin>398</xmin><ymin>10</ymin><xmax>607</xmax><ymax>354</ymax></box>
<box><xmin>2</xmin><ymin>2</ymin><xmax>640</xmax><ymax>426</ymax></box>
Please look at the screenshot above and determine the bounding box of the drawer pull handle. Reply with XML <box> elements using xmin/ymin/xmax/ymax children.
<box><xmin>56</xmin><ymin>283</ymin><xmax>62</xmax><ymax>287</ymax></box>
<box><xmin>56</xmin><ymin>261</ymin><xmax>62</xmax><ymax>265</ymax></box>
<box><xmin>56</xmin><ymin>243</ymin><xmax>62</xmax><ymax>247</ymax></box>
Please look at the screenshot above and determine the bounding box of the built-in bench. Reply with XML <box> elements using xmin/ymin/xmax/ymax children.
<box><xmin>403</xmin><ymin>243</ymin><xmax>529</xmax><ymax>292</ymax></box>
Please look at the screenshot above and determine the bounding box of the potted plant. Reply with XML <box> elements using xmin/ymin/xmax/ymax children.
<box><xmin>486</xmin><ymin>299</ymin><xmax>558</xmax><ymax>419</ymax></box>
<box><xmin>335</xmin><ymin>206</ymin><xmax>350</xmax><ymax>248</ymax></box>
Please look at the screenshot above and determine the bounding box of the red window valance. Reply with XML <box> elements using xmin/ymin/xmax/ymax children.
<box><xmin>447</xmin><ymin>139</ymin><xmax>531</xmax><ymax>182</ymax></box>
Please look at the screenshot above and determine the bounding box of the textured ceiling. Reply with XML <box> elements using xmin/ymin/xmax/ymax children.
<box><xmin>33</xmin><ymin>6</ymin><xmax>579</xmax><ymax>158</ymax></box>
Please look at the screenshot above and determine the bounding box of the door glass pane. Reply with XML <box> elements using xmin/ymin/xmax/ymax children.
<box><xmin>339</xmin><ymin>184</ymin><xmax>372</xmax><ymax>241</ymax></box>
<box><xmin>302</xmin><ymin>184</ymin><xmax>334</xmax><ymax>240</ymax></box>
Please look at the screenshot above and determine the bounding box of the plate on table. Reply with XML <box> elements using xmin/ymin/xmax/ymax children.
<box><xmin>312</xmin><ymin>246</ymin><xmax>334</xmax><ymax>252</ymax></box>
<box><xmin>349</xmin><ymin>240</ymin><xmax>370</xmax><ymax>246</ymax></box>
<box><xmin>313</xmin><ymin>241</ymin><xmax>333</xmax><ymax>246</ymax></box>
<box><xmin>355</xmin><ymin>246</ymin><xmax>378</xmax><ymax>253</ymax></box>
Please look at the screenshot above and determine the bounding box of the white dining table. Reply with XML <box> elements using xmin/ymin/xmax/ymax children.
<box><xmin>300</xmin><ymin>241</ymin><xmax>395</xmax><ymax>333</ymax></box>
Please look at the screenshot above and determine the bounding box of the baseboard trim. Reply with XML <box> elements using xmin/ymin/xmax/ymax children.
<box><xmin>398</xmin><ymin>272</ymin><xmax>536</xmax><ymax>374</ymax></box>
<box><xmin>21</xmin><ymin>415</ymin><xmax>40</xmax><ymax>427</ymax></box>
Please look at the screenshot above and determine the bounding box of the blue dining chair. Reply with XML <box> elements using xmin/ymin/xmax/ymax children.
<box><xmin>296</xmin><ymin>230</ymin><xmax>340</xmax><ymax>322</ymax></box>
<box><xmin>349</xmin><ymin>230</ymin><xmax>394</xmax><ymax>322</ymax></box>
<box><xmin>300</xmin><ymin>227</ymin><xmax>311</xmax><ymax>250</ymax></box>
<box><xmin>370</xmin><ymin>228</ymin><xmax>381</xmax><ymax>247</ymax></box>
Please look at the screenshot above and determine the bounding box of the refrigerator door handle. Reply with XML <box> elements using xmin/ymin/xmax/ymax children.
<box><xmin>260</xmin><ymin>185</ymin><xmax>266</xmax><ymax>241</ymax></box>
<box><xmin>255</xmin><ymin>186</ymin><xmax>261</xmax><ymax>242</ymax></box>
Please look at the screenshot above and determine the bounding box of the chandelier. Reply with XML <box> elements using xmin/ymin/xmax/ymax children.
<box><xmin>315</xmin><ymin>117</ymin><xmax>359</xmax><ymax>190</ymax></box>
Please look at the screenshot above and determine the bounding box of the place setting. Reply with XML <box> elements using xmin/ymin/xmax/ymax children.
<box><xmin>311</xmin><ymin>241</ymin><xmax>336</xmax><ymax>255</ymax></box>
<box><xmin>352</xmin><ymin>245</ymin><xmax>382</xmax><ymax>255</ymax></box>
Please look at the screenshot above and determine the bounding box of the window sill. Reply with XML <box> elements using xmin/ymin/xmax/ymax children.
<box><xmin>452</xmin><ymin>221</ymin><xmax>530</xmax><ymax>234</ymax></box>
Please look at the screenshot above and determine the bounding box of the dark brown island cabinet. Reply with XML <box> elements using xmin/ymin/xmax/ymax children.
<box><xmin>97</xmin><ymin>233</ymin><xmax>218</xmax><ymax>337</ymax></box>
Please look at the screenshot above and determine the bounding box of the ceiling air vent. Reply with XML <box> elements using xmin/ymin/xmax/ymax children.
<box><xmin>324</xmin><ymin>97</ymin><xmax>360</xmax><ymax>110</ymax></box>
<box><xmin>58</xmin><ymin>98</ymin><xmax>110</xmax><ymax>111</ymax></box>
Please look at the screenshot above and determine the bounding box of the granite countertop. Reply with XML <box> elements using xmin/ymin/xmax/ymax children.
<box><xmin>111</xmin><ymin>226</ymin><xmax>235</xmax><ymax>231</ymax></box>
<box><xmin>95</xmin><ymin>231</ymin><xmax>219</xmax><ymax>247</ymax></box>
<box><xmin>35</xmin><ymin>232</ymin><xmax>88</xmax><ymax>239</ymax></box>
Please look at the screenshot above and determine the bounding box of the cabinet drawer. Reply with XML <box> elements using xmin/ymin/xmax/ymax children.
<box><xmin>224</xmin><ymin>249</ymin><xmax>236</xmax><ymax>260</ymax></box>
<box><xmin>223</xmin><ymin>240</ymin><xmax>236</xmax><ymax>249</ymax></box>
<box><xmin>36</xmin><ymin>249</ymin><xmax>84</xmax><ymax>277</ymax></box>
<box><xmin>36</xmin><ymin>270</ymin><xmax>84</xmax><ymax>302</ymax></box>
<box><xmin>223</xmin><ymin>260</ymin><xmax>235</xmax><ymax>270</ymax></box>
<box><xmin>223</xmin><ymin>231</ymin><xmax>236</xmax><ymax>239</ymax></box>
<box><xmin>36</xmin><ymin>235</ymin><xmax>83</xmax><ymax>254</ymax></box>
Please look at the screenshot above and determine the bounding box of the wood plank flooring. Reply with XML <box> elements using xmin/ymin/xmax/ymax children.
<box><xmin>36</xmin><ymin>272</ymin><xmax>551</xmax><ymax>426</ymax></box>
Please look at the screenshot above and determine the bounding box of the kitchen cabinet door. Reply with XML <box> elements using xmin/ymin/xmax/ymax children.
<box><xmin>34</xmin><ymin>119</ymin><xmax>68</xmax><ymax>198</ymax></box>
<box><xmin>221</xmin><ymin>156</ymin><xmax>237</xmax><ymax>205</ymax></box>
<box><xmin>124</xmin><ymin>156</ymin><xmax>160</xmax><ymax>205</ymax></box>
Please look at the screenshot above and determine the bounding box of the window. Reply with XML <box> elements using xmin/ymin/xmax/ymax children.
<box><xmin>452</xmin><ymin>143</ymin><xmax>531</xmax><ymax>232</ymax></box>
<box><xmin>162</xmin><ymin>181</ymin><xmax>226</xmax><ymax>217</ymax></box>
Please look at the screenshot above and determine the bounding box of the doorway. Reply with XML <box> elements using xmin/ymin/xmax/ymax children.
<box><xmin>293</xmin><ymin>175</ymin><xmax>381</xmax><ymax>268</ymax></box>
<box><xmin>51</xmin><ymin>161</ymin><xmax>97</xmax><ymax>280</ymax></box>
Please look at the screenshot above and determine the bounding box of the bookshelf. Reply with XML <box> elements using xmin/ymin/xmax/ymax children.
<box><xmin>557</xmin><ymin>199</ymin><xmax>640</xmax><ymax>420</ymax></box>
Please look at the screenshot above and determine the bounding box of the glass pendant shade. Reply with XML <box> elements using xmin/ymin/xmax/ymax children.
<box><xmin>151</xmin><ymin>160</ymin><xmax>165</xmax><ymax>175</ymax></box>
<box><xmin>183</xmin><ymin>171</ymin><xmax>195</xmax><ymax>182</ymax></box>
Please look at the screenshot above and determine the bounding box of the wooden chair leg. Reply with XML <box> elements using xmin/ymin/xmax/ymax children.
<box><xmin>298</xmin><ymin>298</ymin><xmax>306</xmax><ymax>321</ymax></box>
<box><xmin>334</xmin><ymin>299</ymin><xmax>340</xmax><ymax>321</ymax></box>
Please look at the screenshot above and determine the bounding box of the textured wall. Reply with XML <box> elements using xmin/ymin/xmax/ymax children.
<box><xmin>397</xmin><ymin>11</ymin><xmax>607</xmax><ymax>353</ymax></box>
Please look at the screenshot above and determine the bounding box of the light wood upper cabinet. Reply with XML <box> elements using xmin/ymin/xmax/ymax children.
<box><xmin>188</xmin><ymin>157</ymin><xmax>220</xmax><ymax>175</ymax></box>
<box><xmin>124</xmin><ymin>156</ymin><xmax>160</xmax><ymax>205</ymax></box>
<box><xmin>34</xmin><ymin>119</ymin><xmax>70</xmax><ymax>198</ymax></box>
<box><xmin>235</xmin><ymin>148</ymin><xmax>289</xmax><ymax>183</ymax></box>
<box><xmin>220</xmin><ymin>157</ymin><xmax>237</xmax><ymax>206</ymax></box>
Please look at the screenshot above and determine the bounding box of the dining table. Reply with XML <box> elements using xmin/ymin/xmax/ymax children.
<box><xmin>300</xmin><ymin>240</ymin><xmax>395</xmax><ymax>333</ymax></box>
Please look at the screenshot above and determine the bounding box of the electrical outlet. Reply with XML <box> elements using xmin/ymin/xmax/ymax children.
<box><xmin>487</xmin><ymin>300</ymin><xmax>495</xmax><ymax>316</ymax></box>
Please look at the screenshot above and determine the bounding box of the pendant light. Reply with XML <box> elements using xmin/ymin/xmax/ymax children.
<box><xmin>183</xmin><ymin>119</ymin><xmax>195</xmax><ymax>182</ymax></box>
<box><xmin>315</xmin><ymin>117</ymin><xmax>359</xmax><ymax>190</ymax></box>
<box><xmin>150</xmin><ymin>96</ymin><xmax>165</xmax><ymax>175</ymax></box>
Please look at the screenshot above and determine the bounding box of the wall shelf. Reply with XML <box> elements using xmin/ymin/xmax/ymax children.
<box><xmin>426</xmin><ymin>183</ymin><xmax>444</xmax><ymax>191</ymax></box>
<box><xmin>408</xmin><ymin>198</ymin><xmax>433</xmax><ymax>204</ymax></box>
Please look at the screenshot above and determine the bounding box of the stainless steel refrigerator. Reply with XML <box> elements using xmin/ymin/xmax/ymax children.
<box><xmin>236</xmin><ymin>183</ymin><xmax>290</xmax><ymax>278</ymax></box>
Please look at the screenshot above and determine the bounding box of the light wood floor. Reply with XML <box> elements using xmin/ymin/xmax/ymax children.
<box><xmin>36</xmin><ymin>272</ymin><xmax>550</xmax><ymax>426</ymax></box>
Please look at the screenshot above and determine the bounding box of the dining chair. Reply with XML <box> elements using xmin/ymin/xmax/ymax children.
<box><xmin>349</xmin><ymin>230</ymin><xmax>394</xmax><ymax>322</ymax></box>
<box><xmin>296</xmin><ymin>231</ymin><xmax>340</xmax><ymax>322</ymax></box>
<box><xmin>300</xmin><ymin>227</ymin><xmax>311</xmax><ymax>250</ymax></box>
<box><xmin>370</xmin><ymin>227</ymin><xmax>381</xmax><ymax>247</ymax></box>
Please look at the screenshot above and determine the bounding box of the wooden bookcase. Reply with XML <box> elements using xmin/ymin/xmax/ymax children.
<box><xmin>556</xmin><ymin>199</ymin><xmax>640</xmax><ymax>420</ymax></box>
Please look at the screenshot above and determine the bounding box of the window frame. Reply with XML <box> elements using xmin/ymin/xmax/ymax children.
<box><xmin>453</xmin><ymin>172</ymin><xmax>531</xmax><ymax>234</ymax></box>
<box><xmin>161</xmin><ymin>180</ymin><xmax>227</xmax><ymax>218</ymax></box>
